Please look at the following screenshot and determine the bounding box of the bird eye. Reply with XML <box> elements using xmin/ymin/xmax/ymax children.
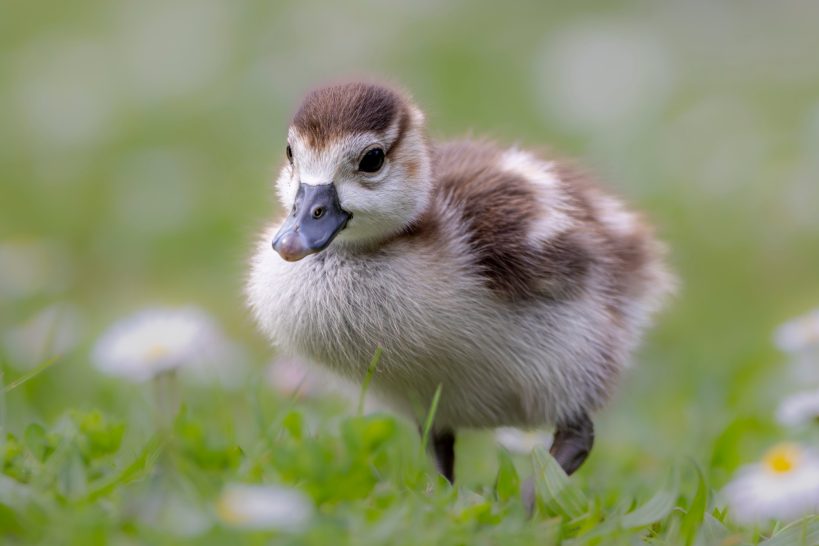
<box><xmin>358</xmin><ymin>148</ymin><xmax>385</xmax><ymax>173</ymax></box>
<box><xmin>286</xmin><ymin>145</ymin><xmax>293</xmax><ymax>165</ymax></box>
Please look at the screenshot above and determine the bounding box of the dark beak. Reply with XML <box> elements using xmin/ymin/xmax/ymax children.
<box><xmin>272</xmin><ymin>183</ymin><xmax>351</xmax><ymax>262</ymax></box>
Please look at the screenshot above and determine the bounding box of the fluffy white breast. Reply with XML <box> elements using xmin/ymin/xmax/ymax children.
<box><xmin>247</xmin><ymin>213</ymin><xmax>627</xmax><ymax>429</ymax></box>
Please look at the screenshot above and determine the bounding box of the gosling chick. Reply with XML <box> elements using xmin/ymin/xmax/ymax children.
<box><xmin>247</xmin><ymin>82</ymin><xmax>673</xmax><ymax>481</ymax></box>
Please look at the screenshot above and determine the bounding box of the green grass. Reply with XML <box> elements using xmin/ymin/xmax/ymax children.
<box><xmin>1</xmin><ymin>365</ymin><xmax>818</xmax><ymax>545</ymax></box>
<box><xmin>3</xmin><ymin>0</ymin><xmax>819</xmax><ymax>543</ymax></box>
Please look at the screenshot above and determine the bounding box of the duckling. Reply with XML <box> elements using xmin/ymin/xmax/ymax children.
<box><xmin>247</xmin><ymin>81</ymin><xmax>674</xmax><ymax>482</ymax></box>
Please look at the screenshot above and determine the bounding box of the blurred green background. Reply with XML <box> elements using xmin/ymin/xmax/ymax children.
<box><xmin>2</xmin><ymin>0</ymin><xmax>819</xmax><ymax>490</ymax></box>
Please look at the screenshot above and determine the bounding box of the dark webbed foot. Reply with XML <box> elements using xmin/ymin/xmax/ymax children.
<box><xmin>430</xmin><ymin>429</ymin><xmax>456</xmax><ymax>483</ymax></box>
<box><xmin>550</xmin><ymin>413</ymin><xmax>595</xmax><ymax>475</ymax></box>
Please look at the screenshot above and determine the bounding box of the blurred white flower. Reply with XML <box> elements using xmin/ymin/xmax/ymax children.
<box><xmin>723</xmin><ymin>443</ymin><xmax>819</xmax><ymax>524</ymax></box>
<box><xmin>136</xmin><ymin>489</ymin><xmax>210</xmax><ymax>538</ymax></box>
<box><xmin>535</xmin><ymin>21</ymin><xmax>673</xmax><ymax>132</ymax></box>
<box><xmin>92</xmin><ymin>306</ymin><xmax>224</xmax><ymax>382</ymax></box>
<box><xmin>775</xmin><ymin>309</ymin><xmax>819</xmax><ymax>354</ymax></box>
<box><xmin>495</xmin><ymin>427</ymin><xmax>552</xmax><ymax>455</ymax></box>
<box><xmin>266</xmin><ymin>358</ymin><xmax>317</xmax><ymax>398</ymax></box>
<box><xmin>263</xmin><ymin>358</ymin><xmax>386</xmax><ymax>413</ymax></box>
<box><xmin>3</xmin><ymin>303</ymin><xmax>84</xmax><ymax>369</ymax></box>
<box><xmin>777</xmin><ymin>389</ymin><xmax>819</xmax><ymax>427</ymax></box>
<box><xmin>0</xmin><ymin>240</ymin><xmax>72</xmax><ymax>302</ymax></box>
<box><xmin>216</xmin><ymin>483</ymin><xmax>313</xmax><ymax>531</ymax></box>
<box><xmin>161</xmin><ymin>495</ymin><xmax>211</xmax><ymax>537</ymax></box>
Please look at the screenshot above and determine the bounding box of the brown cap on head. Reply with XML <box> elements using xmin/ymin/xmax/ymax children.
<box><xmin>291</xmin><ymin>82</ymin><xmax>409</xmax><ymax>148</ymax></box>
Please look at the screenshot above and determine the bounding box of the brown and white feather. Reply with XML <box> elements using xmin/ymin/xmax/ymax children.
<box><xmin>247</xmin><ymin>82</ymin><xmax>674</xmax><ymax>429</ymax></box>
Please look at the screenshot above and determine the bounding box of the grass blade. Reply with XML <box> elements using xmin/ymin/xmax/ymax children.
<box><xmin>495</xmin><ymin>449</ymin><xmax>521</xmax><ymax>503</ymax></box>
<box><xmin>761</xmin><ymin>516</ymin><xmax>819</xmax><ymax>546</ymax></box>
<box><xmin>419</xmin><ymin>383</ymin><xmax>443</xmax><ymax>454</ymax></box>
<box><xmin>622</xmin><ymin>489</ymin><xmax>676</xmax><ymax>529</ymax></box>
<box><xmin>532</xmin><ymin>447</ymin><xmax>588</xmax><ymax>520</ymax></box>
<box><xmin>4</xmin><ymin>357</ymin><xmax>60</xmax><ymax>393</ymax></box>
<box><xmin>81</xmin><ymin>437</ymin><xmax>165</xmax><ymax>504</ymax></box>
<box><xmin>0</xmin><ymin>370</ymin><xmax>5</xmax><ymax>467</ymax></box>
<box><xmin>357</xmin><ymin>346</ymin><xmax>383</xmax><ymax>416</ymax></box>
<box><xmin>681</xmin><ymin>462</ymin><xmax>708</xmax><ymax>546</ymax></box>
<box><xmin>621</xmin><ymin>467</ymin><xmax>680</xmax><ymax>528</ymax></box>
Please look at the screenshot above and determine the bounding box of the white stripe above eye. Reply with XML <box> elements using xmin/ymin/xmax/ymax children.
<box><xmin>290</xmin><ymin>131</ymin><xmax>386</xmax><ymax>186</ymax></box>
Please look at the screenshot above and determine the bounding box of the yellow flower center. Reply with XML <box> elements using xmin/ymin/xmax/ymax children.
<box><xmin>763</xmin><ymin>444</ymin><xmax>801</xmax><ymax>474</ymax></box>
<box><xmin>145</xmin><ymin>344</ymin><xmax>170</xmax><ymax>362</ymax></box>
<box><xmin>216</xmin><ymin>494</ymin><xmax>249</xmax><ymax>524</ymax></box>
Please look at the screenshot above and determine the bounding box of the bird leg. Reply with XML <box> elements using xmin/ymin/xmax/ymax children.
<box><xmin>549</xmin><ymin>412</ymin><xmax>595</xmax><ymax>475</ymax></box>
<box><xmin>429</xmin><ymin>429</ymin><xmax>456</xmax><ymax>483</ymax></box>
<box><xmin>521</xmin><ymin>413</ymin><xmax>594</xmax><ymax>515</ymax></box>
<box><xmin>428</xmin><ymin>415</ymin><xmax>594</xmax><ymax>487</ymax></box>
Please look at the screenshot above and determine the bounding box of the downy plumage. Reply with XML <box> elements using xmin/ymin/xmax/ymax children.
<box><xmin>247</xmin><ymin>81</ymin><xmax>674</xmax><ymax>481</ymax></box>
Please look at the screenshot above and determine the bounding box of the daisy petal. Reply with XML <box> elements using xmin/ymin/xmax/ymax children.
<box><xmin>92</xmin><ymin>306</ymin><xmax>224</xmax><ymax>382</ymax></box>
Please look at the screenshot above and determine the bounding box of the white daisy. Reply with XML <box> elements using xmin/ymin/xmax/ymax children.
<box><xmin>777</xmin><ymin>389</ymin><xmax>819</xmax><ymax>427</ymax></box>
<box><xmin>774</xmin><ymin>309</ymin><xmax>819</xmax><ymax>354</ymax></box>
<box><xmin>723</xmin><ymin>443</ymin><xmax>819</xmax><ymax>524</ymax></box>
<box><xmin>216</xmin><ymin>483</ymin><xmax>313</xmax><ymax>531</ymax></box>
<box><xmin>92</xmin><ymin>306</ymin><xmax>223</xmax><ymax>382</ymax></box>
<box><xmin>495</xmin><ymin>427</ymin><xmax>552</xmax><ymax>455</ymax></box>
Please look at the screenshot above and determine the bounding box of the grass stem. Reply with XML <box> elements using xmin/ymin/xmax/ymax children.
<box><xmin>4</xmin><ymin>356</ymin><xmax>59</xmax><ymax>393</ymax></box>
<box><xmin>357</xmin><ymin>346</ymin><xmax>383</xmax><ymax>416</ymax></box>
<box><xmin>420</xmin><ymin>383</ymin><xmax>443</xmax><ymax>454</ymax></box>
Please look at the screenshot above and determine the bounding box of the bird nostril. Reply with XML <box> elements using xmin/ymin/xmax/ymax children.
<box><xmin>311</xmin><ymin>206</ymin><xmax>325</xmax><ymax>219</ymax></box>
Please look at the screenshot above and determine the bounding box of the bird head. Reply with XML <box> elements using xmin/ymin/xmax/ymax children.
<box><xmin>271</xmin><ymin>82</ymin><xmax>432</xmax><ymax>261</ymax></box>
